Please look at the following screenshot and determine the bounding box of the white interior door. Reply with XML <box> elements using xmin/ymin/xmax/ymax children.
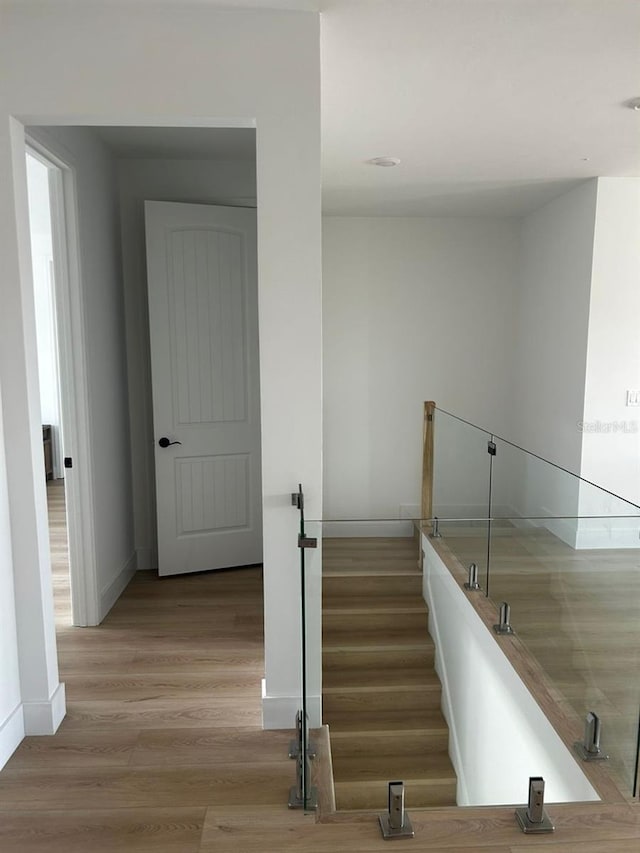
<box><xmin>145</xmin><ymin>201</ymin><xmax>262</xmax><ymax>576</ymax></box>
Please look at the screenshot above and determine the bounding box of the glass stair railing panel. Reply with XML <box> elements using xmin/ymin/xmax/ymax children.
<box><xmin>487</xmin><ymin>437</ymin><xmax>640</xmax><ymax>796</ymax></box>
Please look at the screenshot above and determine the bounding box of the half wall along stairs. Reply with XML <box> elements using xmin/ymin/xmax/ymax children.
<box><xmin>322</xmin><ymin>536</ymin><xmax>457</xmax><ymax>810</ymax></box>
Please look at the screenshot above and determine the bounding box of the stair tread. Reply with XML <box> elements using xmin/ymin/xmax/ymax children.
<box><xmin>324</xmin><ymin>667</ymin><xmax>439</xmax><ymax>689</ymax></box>
<box><xmin>333</xmin><ymin>752</ymin><xmax>456</xmax><ymax>783</ymax></box>
<box><xmin>323</xmin><ymin>639</ymin><xmax>433</xmax><ymax>654</ymax></box>
<box><xmin>327</xmin><ymin>708</ymin><xmax>448</xmax><ymax>733</ymax></box>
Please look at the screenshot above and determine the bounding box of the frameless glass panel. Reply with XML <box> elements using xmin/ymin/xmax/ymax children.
<box><xmin>290</xmin><ymin>495</ymin><xmax>321</xmax><ymax>812</ymax></box>
<box><xmin>486</xmin><ymin>511</ymin><xmax>640</xmax><ymax>796</ymax></box>
<box><xmin>432</xmin><ymin>408</ymin><xmax>492</xmax><ymax>523</ymax></box>
<box><xmin>304</xmin><ymin>519</ymin><xmax>323</xmax><ymax>738</ymax></box>
<box><xmin>490</xmin><ymin>437</ymin><xmax>640</xmax><ymax>522</ymax></box>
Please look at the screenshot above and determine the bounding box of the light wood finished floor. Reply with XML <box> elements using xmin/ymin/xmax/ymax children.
<box><xmin>1</xmin><ymin>484</ymin><xmax>639</xmax><ymax>852</ymax></box>
<box><xmin>440</xmin><ymin>522</ymin><xmax>640</xmax><ymax>796</ymax></box>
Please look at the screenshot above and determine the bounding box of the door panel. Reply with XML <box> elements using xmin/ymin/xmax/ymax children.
<box><xmin>145</xmin><ymin>201</ymin><xmax>262</xmax><ymax>576</ymax></box>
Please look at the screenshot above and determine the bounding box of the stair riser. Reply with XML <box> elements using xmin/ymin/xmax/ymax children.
<box><xmin>324</xmin><ymin>689</ymin><xmax>442</xmax><ymax>714</ymax></box>
<box><xmin>323</xmin><ymin>539</ymin><xmax>417</xmax><ymax>551</ymax></box>
<box><xmin>323</xmin><ymin>611</ymin><xmax>428</xmax><ymax>634</ymax></box>
<box><xmin>329</xmin><ymin>731</ymin><xmax>449</xmax><ymax>756</ymax></box>
<box><xmin>323</xmin><ymin>558</ymin><xmax>420</xmax><ymax>573</ymax></box>
<box><xmin>323</xmin><ymin>576</ymin><xmax>422</xmax><ymax>598</ymax></box>
<box><xmin>323</xmin><ymin>648</ymin><xmax>434</xmax><ymax>671</ymax></box>
<box><xmin>324</xmin><ymin>675</ymin><xmax>434</xmax><ymax>692</ymax></box>
<box><xmin>335</xmin><ymin>780</ymin><xmax>457</xmax><ymax>811</ymax></box>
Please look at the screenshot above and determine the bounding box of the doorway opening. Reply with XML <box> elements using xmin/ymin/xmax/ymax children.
<box><xmin>20</xmin><ymin>124</ymin><xmax>267</xmax><ymax>740</ymax></box>
<box><xmin>24</xmin><ymin>125</ymin><xmax>261</xmax><ymax>632</ymax></box>
<box><xmin>25</xmin><ymin>148</ymin><xmax>73</xmax><ymax>627</ymax></box>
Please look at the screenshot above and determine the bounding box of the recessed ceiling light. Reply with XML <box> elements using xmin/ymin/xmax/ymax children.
<box><xmin>625</xmin><ymin>97</ymin><xmax>640</xmax><ymax>111</ymax></box>
<box><xmin>367</xmin><ymin>156</ymin><xmax>401</xmax><ymax>167</ymax></box>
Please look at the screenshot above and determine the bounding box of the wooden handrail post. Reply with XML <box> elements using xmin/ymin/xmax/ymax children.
<box><xmin>422</xmin><ymin>401</ymin><xmax>436</xmax><ymax>530</ymax></box>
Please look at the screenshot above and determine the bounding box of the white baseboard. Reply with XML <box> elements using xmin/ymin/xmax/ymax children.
<box><xmin>321</xmin><ymin>520</ymin><xmax>414</xmax><ymax>538</ymax></box>
<box><xmin>135</xmin><ymin>547</ymin><xmax>154</xmax><ymax>571</ymax></box>
<box><xmin>100</xmin><ymin>552</ymin><xmax>137</xmax><ymax>620</ymax></box>
<box><xmin>504</xmin><ymin>511</ymin><xmax>640</xmax><ymax>550</ymax></box>
<box><xmin>0</xmin><ymin>703</ymin><xmax>25</xmax><ymax>770</ymax></box>
<box><xmin>23</xmin><ymin>682</ymin><xmax>66</xmax><ymax>735</ymax></box>
<box><xmin>432</xmin><ymin>504</ymin><xmax>512</xmax><ymax>520</ymax></box>
<box><xmin>261</xmin><ymin>679</ymin><xmax>322</xmax><ymax>729</ymax></box>
<box><xmin>575</xmin><ymin>524</ymin><xmax>640</xmax><ymax>549</ymax></box>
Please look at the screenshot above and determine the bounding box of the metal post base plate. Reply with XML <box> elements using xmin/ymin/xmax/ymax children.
<box><xmin>515</xmin><ymin>808</ymin><xmax>555</xmax><ymax>833</ymax></box>
<box><xmin>464</xmin><ymin>582</ymin><xmax>481</xmax><ymax>591</ymax></box>
<box><xmin>288</xmin><ymin>786</ymin><xmax>319</xmax><ymax>810</ymax></box>
<box><xmin>493</xmin><ymin>624</ymin><xmax>515</xmax><ymax>635</ymax></box>
<box><xmin>378</xmin><ymin>814</ymin><xmax>415</xmax><ymax>840</ymax></box>
<box><xmin>288</xmin><ymin>740</ymin><xmax>317</xmax><ymax>760</ymax></box>
<box><xmin>573</xmin><ymin>742</ymin><xmax>609</xmax><ymax>761</ymax></box>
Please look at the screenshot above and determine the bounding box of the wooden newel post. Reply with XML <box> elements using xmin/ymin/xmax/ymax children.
<box><xmin>421</xmin><ymin>401</ymin><xmax>436</xmax><ymax>529</ymax></box>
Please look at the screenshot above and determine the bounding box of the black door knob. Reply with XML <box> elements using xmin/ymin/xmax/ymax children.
<box><xmin>158</xmin><ymin>437</ymin><xmax>182</xmax><ymax>448</ymax></box>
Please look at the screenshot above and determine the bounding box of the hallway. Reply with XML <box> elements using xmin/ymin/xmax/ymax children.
<box><xmin>0</xmin><ymin>483</ymin><xmax>291</xmax><ymax>852</ymax></box>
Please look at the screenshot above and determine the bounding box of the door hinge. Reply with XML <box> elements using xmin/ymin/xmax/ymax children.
<box><xmin>487</xmin><ymin>441</ymin><xmax>496</xmax><ymax>456</ymax></box>
<box><xmin>64</xmin><ymin>457</ymin><xmax>73</xmax><ymax>469</ymax></box>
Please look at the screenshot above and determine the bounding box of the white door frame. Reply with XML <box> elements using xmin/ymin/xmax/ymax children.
<box><xmin>25</xmin><ymin>131</ymin><xmax>99</xmax><ymax>627</ymax></box>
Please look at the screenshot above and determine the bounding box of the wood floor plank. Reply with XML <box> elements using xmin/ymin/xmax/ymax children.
<box><xmin>3</xmin><ymin>730</ymin><xmax>139</xmax><ymax>769</ymax></box>
<box><xmin>200</xmin><ymin>806</ymin><xmax>517</xmax><ymax>852</ymax></box>
<box><xmin>56</xmin><ymin>649</ymin><xmax>263</xmax><ymax>675</ymax></box>
<box><xmin>129</xmin><ymin>727</ymin><xmax>291</xmax><ymax>766</ymax></box>
<box><xmin>512</xmin><ymin>842</ymin><xmax>637</xmax><ymax>853</ymax></box>
<box><xmin>55</xmin><ymin>632</ymin><xmax>262</xmax><ymax>653</ymax></box>
<box><xmin>0</xmin><ymin>763</ymin><xmax>293</xmax><ymax>810</ymax></box>
<box><xmin>318</xmin><ymin>803</ymin><xmax>640</xmax><ymax>848</ymax></box>
<box><xmin>65</xmin><ymin>672</ymin><xmax>262</xmax><ymax>701</ymax></box>
<box><xmin>62</xmin><ymin>699</ymin><xmax>262</xmax><ymax>729</ymax></box>
<box><xmin>0</xmin><ymin>807</ymin><xmax>206</xmax><ymax>853</ymax></box>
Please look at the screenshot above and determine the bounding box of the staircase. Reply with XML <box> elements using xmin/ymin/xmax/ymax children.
<box><xmin>322</xmin><ymin>536</ymin><xmax>457</xmax><ymax>810</ymax></box>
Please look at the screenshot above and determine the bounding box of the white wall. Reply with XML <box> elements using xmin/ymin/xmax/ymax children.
<box><xmin>30</xmin><ymin>125</ymin><xmax>137</xmax><ymax>617</ymax></box>
<box><xmin>576</xmin><ymin>178</ymin><xmax>640</xmax><ymax>546</ymax></box>
<box><xmin>423</xmin><ymin>536</ymin><xmax>599</xmax><ymax>806</ymax></box>
<box><xmin>116</xmin><ymin>157</ymin><xmax>256</xmax><ymax>571</ymax></box>
<box><xmin>509</xmin><ymin>178</ymin><xmax>640</xmax><ymax>548</ymax></box>
<box><xmin>0</xmin><ymin>382</ymin><xmax>24</xmax><ymax>770</ymax></box>
<box><xmin>511</xmin><ymin>181</ymin><xmax>597</xmax><ymax>472</ymax></box>
<box><xmin>0</xmin><ymin>3</ymin><xmax>321</xmax><ymax>736</ymax></box>
<box><xmin>0</xmin><ymin>118</ymin><xmax>64</xmax><ymax>741</ymax></box>
<box><xmin>322</xmin><ymin>216</ymin><xmax>518</xmax><ymax>520</ymax></box>
<box><xmin>581</xmin><ymin>178</ymin><xmax>640</xmax><ymax>505</ymax></box>
<box><xmin>500</xmin><ymin>181</ymin><xmax>599</xmax><ymax>544</ymax></box>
